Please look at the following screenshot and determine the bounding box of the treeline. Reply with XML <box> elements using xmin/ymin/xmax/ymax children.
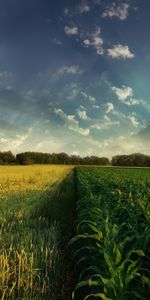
<box><xmin>0</xmin><ymin>151</ymin><xmax>150</xmax><ymax>167</ymax></box>
<box><xmin>16</xmin><ymin>152</ymin><xmax>109</xmax><ymax>165</ymax></box>
<box><xmin>112</xmin><ymin>153</ymin><xmax>150</xmax><ymax>167</ymax></box>
<box><xmin>0</xmin><ymin>151</ymin><xmax>15</xmax><ymax>164</ymax></box>
<box><xmin>0</xmin><ymin>151</ymin><xmax>109</xmax><ymax>165</ymax></box>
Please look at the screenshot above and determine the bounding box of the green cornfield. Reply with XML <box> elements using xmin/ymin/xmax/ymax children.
<box><xmin>70</xmin><ymin>167</ymin><xmax>150</xmax><ymax>300</ymax></box>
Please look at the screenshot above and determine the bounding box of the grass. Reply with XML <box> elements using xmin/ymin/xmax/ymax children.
<box><xmin>0</xmin><ymin>165</ymin><xmax>75</xmax><ymax>299</ymax></box>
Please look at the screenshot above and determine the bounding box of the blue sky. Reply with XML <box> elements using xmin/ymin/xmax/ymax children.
<box><xmin>0</xmin><ymin>0</ymin><xmax>150</xmax><ymax>157</ymax></box>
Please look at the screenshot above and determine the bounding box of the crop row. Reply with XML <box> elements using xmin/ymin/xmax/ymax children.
<box><xmin>70</xmin><ymin>167</ymin><xmax>150</xmax><ymax>299</ymax></box>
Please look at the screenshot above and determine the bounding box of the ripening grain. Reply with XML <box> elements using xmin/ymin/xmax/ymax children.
<box><xmin>0</xmin><ymin>165</ymin><xmax>72</xmax><ymax>299</ymax></box>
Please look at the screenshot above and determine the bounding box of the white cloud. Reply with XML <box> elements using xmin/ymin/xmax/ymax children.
<box><xmin>54</xmin><ymin>108</ymin><xmax>90</xmax><ymax>136</ymax></box>
<box><xmin>102</xmin><ymin>3</ymin><xmax>130</xmax><ymax>20</ymax></box>
<box><xmin>78</xmin><ymin>3</ymin><xmax>90</xmax><ymax>13</ymax></box>
<box><xmin>125</xmin><ymin>98</ymin><xmax>145</xmax><ymax>106</ymax></box>
<box><xmin>91</xmin><ymin>120</ymin><xmax>120</xmax><ymax>130</ymax></box>
<box><xmin>99</xmin><ymin>98</ymin><xmax>141</xmax><ymax>129</ymax></box>
<box><xmin>0</xmin><ymin>128</ymin><xmax>32</xmax><ymax>151</ymax></box>
<box><xmin>106</xmin><ymin>102</ymin><xmax>114</xmax><ymax>113</ymax></box>
<box><xmin>127</xmin><ymin>114</ymin><xmax>139</xmax><ymax>127</ymax></box>
<box><xmin>81</xmin><ymin>91</ymin><xmax>96</xmax><ymax>103</ymax></box>
<box><xmin>64</xmin><ymin>25</ymin><xmax>78</xmax><ymax>35</ymax></box>
<box><xmin>112</xmin><ymin>85</ymin><xmax>133</xmax><ymax>101</ymax></box>
<box><xmin>64</xmin><ymin>24</ymin><xmax>104</xmax><ymax>56</ymax></box>
<box><xmin>89</xmin><ymin>95</ymin><xmax>96</xmax><ymax>102</ymax></box>
<box><xmin>57</xmin><ymin>65</ymin><xmax>84</xmax><ymax>76</ymax></box>
<box><xmin>107</xmin><ymin>45</ymin><xmax>134</xmax><ymax>59</ymax></box>
<box><xmin>112</xmin><ymin>85</ymin><xmax>145</xmax><ymax>106</ymax></box>
<box><xmin>77</xmin><ymin>107</ymin><xmax>90</xmax><ymax>120</ymax></box>
<box><xmin>83</xmin><ymin>27</ymin><xmax>104</xmax><ymax>55</ymax></box>
<box><xmin>91</xmin><ymin>113</ymin><xmax>120</xmax><ymax>130</ymax></box>
<box><xmin>111</xmin><ymin>108</ymin><xmax>140</xmax><ymax>128</ymax></box>
<box><xmin>77</xmin><ymin>110</ymin><xmax>88</xmax><ymax>120</ymax></box>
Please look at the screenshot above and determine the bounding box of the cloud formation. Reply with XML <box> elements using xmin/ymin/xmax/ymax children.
<box><xmin>64</xmin><ymin>25</ymin><xmax>78</xmax><ymax>35</ymax></box>
<box><xmin>0</xmin><ymin>128</ymin><xmax>32</xmax><ymax>151</ymax></box>
<box><xmin>81</xmin><ymin>91</ymin><xmax>96</xmax><ymax>103</ymax></box>
<box><xmin>112</xmin><ymin>85</ymin><xmax>144</xmax><ymax>106</ymax></box>
<box><xmin>54</xmin><ymin>108</ymin><xmax>90</xmax><ymax>136</ymax></box>
<box><xmin>112</xmin><ymin>85</ymin><xmax>133</xmax><ymax>101</ymax></box>
<box><xmin>77</xmin><ymin>106</ymin><xmax>90</xmax><ymax>120</ymax></box>
<box><xmin>102</xmin><ymin>2</ymin><xmax>130</xmax><ymax>20</ymax></box>
<box><xmin>104</xmin><ymin>98</ymin><xmax>141</xmax><ymax>128</ymax></box>
<box><xmin>107</xmin><ymin>44</ymin><xmax>134</xmax><ymax>58</ymax></box>
<box><xmin>57</xmin><ymin>65</ymin><xmax>84</xmax><ymax>76</ymax></box>
<box><xmin>78</xmin><ymin>3</ymin><xmax>90</xmax><ymax>14</ymax></box>
<box><xmin>127</xmin><ymin>114</ymin><xmax>139</xmax><ymax>127</ymax></box>
<box><xmin>83</xmin><ymin>27</ymin><xmax>104</xmax><ymax>55</ymax></box>
<box><xmin>106</xmin><ymin>102</ymin><xmax>114</xmax><ymax>113</ymax></box>
<box><xmin>91</xmin><ymin>118</ymin><xmax>120</xmax><ymax>130</ymax></box>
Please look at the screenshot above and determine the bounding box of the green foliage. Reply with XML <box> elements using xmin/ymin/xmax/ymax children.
<box><xmin>0</xmin><ymin>150</ymin><xmax>110</xmax><ymax>165</ymax></box>
<box><xmin>71</xmin><ymin>167</ymin><xmax>150</xmax><ymax>300</ymax></box>
<box><xmin>0</xmin><ymin>151</ymin><xmax>15</xmax><ymax>164</ymax></box>
<box><xmin>111</xmin><ymin>153</ymin><xmax>150</xmax><ymax>167</ymax></box>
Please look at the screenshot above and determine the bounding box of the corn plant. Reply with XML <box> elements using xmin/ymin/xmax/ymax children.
<box><xmin>70</xmin><ymin>167</ymin><xmax>150</xmax><ymax>300</ymax></box>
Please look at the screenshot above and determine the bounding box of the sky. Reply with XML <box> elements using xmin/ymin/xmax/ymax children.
<box><xmin>0</xmin><ymin>0</ymin><xmax>150</xmax><ymax>158</ymax></box>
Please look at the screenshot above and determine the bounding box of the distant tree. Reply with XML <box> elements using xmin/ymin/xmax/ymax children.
<box><xmin>56</xmin><ymin>152</ymin><xmax>70</xmax><ymax>164</ymax></box>
<box><xmin>98</xmin><ymin>157</ymin><xmax>110</xmax><ymax>165</ymax></box>
<box><xmin>111</xmin><ymin>153</ymin><xmax>150</xmax><ymax>167</ymax></box>
<box><xmin>70</xmin><ymin>155</ymin><xmax>81</xmax><ymax>165</ymax></box>
<box><xmin>82</xmin><ymin>156</ymin><xmax>110</xmax><ymax>165</ymax></box>
<box><xmin>4</xmin><ymin>150</ymin><xmax>150</xmax><ymax>167</ymax></box>
<box><xmin>0</xmin><ymin>151</ymin><xmax>15</xmax><ymax>164</ymax></box>
<box><xmin>16</xmin><ymin>153</ymin><xmax>34</xmax><ymax>165</ymax></box>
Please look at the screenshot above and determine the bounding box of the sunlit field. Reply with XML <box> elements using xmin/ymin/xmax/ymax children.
<box><xmin>0</xmin><ymin>165</ymin><xmax>72</xmax><ymax>196</ymax></box>
<box><xmin>1</xmin><ymin>165</ymin><xmax>150</xmax><ymax>299</ymax></box>
<box><xmin>0</xmin><ymin>165</ymin><xmax>74</xmax><ymax>300</ymax></box>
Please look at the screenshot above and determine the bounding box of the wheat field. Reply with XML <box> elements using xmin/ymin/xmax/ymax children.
<box><xmin>0</xmin><ymin>165</ymin><xmax>73</xmax><ymax>300</ymax></box>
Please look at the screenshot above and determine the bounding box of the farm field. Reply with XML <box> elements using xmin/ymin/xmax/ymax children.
<box><xmin>1</xmin><ymin>165</ymin><xmax>150</xmax><ymax>299</ymax></box>
<box><xmin>0</xmin><ymin>165</ymin><xmax>72</xmax><ymax>195</ymax></box>
<box><xmin>0</xmin><ymin>165</ymin><xmax>74</xmax><ymax>300</ymax></box>
<box><xmin>71</xmin><ymin>167</ymin><xmax>150</xmax><ymax>300</ymax></box>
